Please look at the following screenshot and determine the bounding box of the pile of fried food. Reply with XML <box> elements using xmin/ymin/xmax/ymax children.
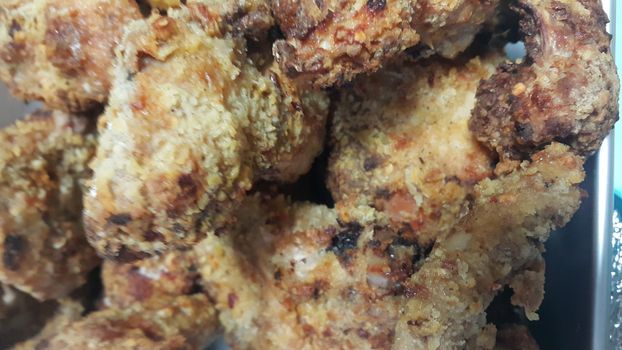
<box><xmin>0</xmin><ymin>0</ymin><xmax>618</xmax><ymax>349</ymax></box>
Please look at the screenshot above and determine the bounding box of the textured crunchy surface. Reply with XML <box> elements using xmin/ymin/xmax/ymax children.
<box><xmin>145</xmin><ymin>0</ymin><xmax>274</xmax><ymax>41</ymax></box>
<box><xmin>395</xmin><ymin>143</ymin><xmax>583</xmax><ymax>348</ymax></box>
<box><xmin>102</xmin><ymin>249</ymin><xmax>203</xmax><ymax>309</ymax></box>
<box><xmin>84</xmin><ymin>6</ymin><xmax>329</xmax><ymax>260</ymax></box>
<box><xmin>329</xmin><ymin>53</ymin><xmax>501</xmax><ymax>246</ymax></box>
<box><xmin>0</xmin><ymin>0</ymin><xmax>140</xmax><ymax>112</ymax></box>
<box><xmin>14</xmin><ymin>295</ymin><xmax>218</xmax><ymax>350</ymax></box>
<box><xmin>470</xmin><ymin>0</ymin><xmax>619</xmax><ymax>159</ymax></box>
<box><xmin>272</xmin><ymin>0</ymin><xmax>499</xmax><ymax>87</ymax></box>
<box><xmin>0</xmin><ymin>110</ymin><xmax>99</xmax><ymax>300</ymax></box>
<box><xmin>196</xmin><ymin>143</ymin><xmax>582</xmax><ymax>349</ymax></box>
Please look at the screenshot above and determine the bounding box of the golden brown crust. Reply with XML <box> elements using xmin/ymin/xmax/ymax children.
<box><xmin>0</xmin><ymin>0</ymin><xmax>141</xmax><ymax>112</ymax></box>
<box><xmin>84</xmin><ymin>6</ymin><xmax>328</xmax><ymax>260</ymax></box>
<box><xmin>196</xmin><ymin>144</ymin><xmax>582</xmax><ymax>349</ymax></box>
<box><xmin>0</xmin><ymin>110</ymin><xmax>99</xmax><ymax>300</ymax></box>
<box><xmin>272</xmin><ymin>0</ymin><xmax>499</xmax><ymax>87</ymax></box>
<box><xmin>469</xmin><ymin>0</ymin><xmax>619</xmax><ymax>159</ymax></box>
<box><xmin>15</xmin><ymin>295</ymin><xmax>218</xmax><ymax>350</ymax></box>
<box><xmin>395</xmin><ymin>143</ymin><xmax>583</xmax><ymax>348</ymax></box>
<box><xmin>145</xmin><ymin>0</ymin><xmax>274</xmax><ymax>41</ymax></box>
<box><xmin>102</xmin><ymin>249</ymin><xmax>202</xmax><ymax>308</ymax></box>
<box><xmin>329</xmin><ymin>53</ymin><xmax>501</xmax><ymax>246</ymax></box>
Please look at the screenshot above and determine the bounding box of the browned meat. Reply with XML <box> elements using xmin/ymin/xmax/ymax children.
<box><xmin>470</xmin><ymin>0</ymin><xmax>619</xmax><ymax>159</ymax></box>
<box><xmin>272</xmin><ymin>0</ymin><xmax>499</xmax><ymax>87</ymax></box>
<box><xmin>195</xmin><ymin>143</ymin><xmax>583</xmax><ymax>349</ymax></box>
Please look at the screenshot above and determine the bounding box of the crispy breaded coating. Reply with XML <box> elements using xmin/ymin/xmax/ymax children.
<box><xmin>272</xmin><ymin>0</ymin><xmax>499</xmax><ymax>87</ymax></box>
<box><xmin>470</xmin><ymin>0</ymin><xmax>619</xmax><ymax>159</ymax></box>
<box><xmin>329</xmin><ymin>53</ymin><xmax>500</xmax><ymax>246</ymax></box>
<box><xmin>395</xmin><ymin>143</ymin><xmax>583</xmax><ymax>348</ymax></box>
<box><xmin>0</xmin><ymin>110</ymin><xmax>99</xmax><ymax>300</ymax></box>
<box><xmin>102</xmin><ymin>249</ymin><xmax>203</xmax><ymax>308</ymax></box>
<box><xmin>145</xmin><ymin>0</ymin><xmax>274</xmax><ymax>41</ymax></box>
<box><xmin>195</xmin><ymin>143</ymin><xmax>582</xmax><ymax>349</ymax></box>
<box><xmin>13</xmin><ymin>295</ymin><xmax>218</xmax><ymax>350</ymax></box>
<box><xmin>85</xmin><ymin>6</ymin><xmax>328</xmax><ymax>260</ymax></box>
<box><xmin>0</xmin><ymin>0</ymin><xmax>141</xmax><ymax>112</ymax></box>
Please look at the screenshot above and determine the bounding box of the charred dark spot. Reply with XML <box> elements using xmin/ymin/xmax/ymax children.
<box><xmin>3</xmin><ymin>234</ymin><xmax>25</xmax><ymax>271</ymax></box>
<box><xmin>363</xmin><ymin>156</ymin><xmax>380</xmax><ymax>171</ymax></box>
<box><xmin>314</xmin><ymin>0</ymin><xmax>323</xmax><ymax>8</ymax></box>
<box><xmin>228</xmin><ymin>292</ymin><xmax>238</xmax><ymax>308</ymax></box>
<box><xmin>367</xmin><ymin>0</ymin><xmax>386</xmax><ymax>12</ymax></box>
<box><xmin>188</xmin><ymin>273</ymin><xmax>204</xmax><ymax>295</ymax></box>
<box><xmin>108</xmin><ymin>214</ymin><xmax>132</xmax><ymax>226</ymax></box>
<box><xmin>140</xmin><ymin>325</ymin><xmax>164</xmax><ymax>342</ymax></box>
<box><xmin>143</xmin><ymin>230</ymin><xmax>164</xmax><ymax>242</ymax></box>
<box><xmin>368</xmin><ymin>239</ymin><xmax>381</xmax><ymax>249</ymax></box>
<box><xmin>444</xmin><ymin>175</ymin><xmax>461</xmax><ymax>184</ymax></box>
<box><xmin>375</xmin><ymin>188</ymin><xmax>392</xmax><ymax>199</ymax></box>
<box><xmin>172</xmin><ymin>223</ymin><xmax>186</xmax><ymax>234</ymax></box>
<box><xmin>324</xmin><ymin>226</ymin><xmax>337</xmax><ymax>236</ymax></box>
<box><xmin>407</xmin><ymin>319</ymin><xmax>423</xmax><ymax>326</ymax></box>
<box><xmin>291</xmin><ymin>101</ymin><xmax>303</xmax><ymax>112</ymax></box>
<box><xmin>515</xmin><ymin>122</ymin><xmax>533</xmax><ymax>141</ymax></box>
<box><xmin>113</xmin><ymin>246</ymin><xmax>150</xmax><ymax>263</ymax></box>
<box><xmin>45</xmin><ymin>18</ymin><xmax>85</xmax><ymax>76</ymax></box>
<box><xmin>178</xmin><ymin>174</ymin><xmax>197</xmax><ymax>196</ymax></box>
<box><xmin>329</xmin><ymin>222</ymin><xmax>362</xmax><ymax>256</ymax></box>
<box><xmin>551</xmin><ymin>3</ymin><xmax>569</xmax><ymax>21</ymax></box>
<box><xmin>269</xmin><ymin>72</ymin><xmax>282</xmax><ymax>93</ymax></box>
<box><xmin>274</xmin><ymin>269</ymin><xmax>282</xmax><ymax>280</ymax></box>
<box><xmin>8</xmin><ymin>20</ymin><xmax>21</xmax><ymax>38</ymax></box>
<box><xmin>357</xmin><ymin>328</ymin><xmax>370</xmax><ymax>339</ymax></box>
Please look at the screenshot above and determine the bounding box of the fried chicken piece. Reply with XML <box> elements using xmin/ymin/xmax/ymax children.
<box><xmin>394</xmin><ymin>143</ymin><xmax>584</xmax><ymax>348</ymax></box>
<box><xmin>40</xmin><ymin>250</ymin><xmax>219</xmax><ymax>350</ymax></box>
<box><xmin>0</xmin><ymin>110</ymin><xmax>99</xmax><ymax>300</ymax></box>
<box><xmin>13</xmin><ymin>295</ymin><xmax>217</xmax><ymax>350</ymax></box>
<box><xmin>85</xmin><ymin>6</ymin><xmax>329</xmax><ymax>260</ymax></box>
<box><xmin>0</xmin><ymin>0</ymin><xmax>141</xmax><ymax>112</ymax></box>
<box><xmin>470</xmin><ymin>0</ymin><xmax>619</xmax><ymax>159</ymax></box>
<box><xmin>102</xmin><ymin>249</ymin><xmax>203</xmax><ymax>308</ymax></box>
<box><xmin>271</xmin><ymin>0</ymin><xmax>499</xmax><ymax>87</ymax></box>
<box><xmin>195</xmin><ymin>143</ymin><xmax>582</xmax><ymax>349</ymax></box>
<box><xmin>329</xmin><ymin>53</ymin><xmax>501</xmax><ymax>246</ymax></box>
